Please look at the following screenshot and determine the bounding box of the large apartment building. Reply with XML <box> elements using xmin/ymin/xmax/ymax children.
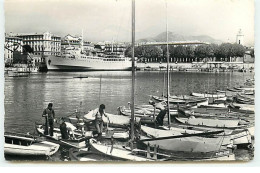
<box><xmin>5</xmin><ymin>32</ymin><xmax>61</xmax><ymax>65</ymax></box>
<box><xmin>4</xmin><ymin>35</ymin><xmax>23</xmax><ymax>64</ymax></box>
<box><xmin>14</xmin><ymin>32</ymin><xmax>61</xmax><ymax>56</ymax></box>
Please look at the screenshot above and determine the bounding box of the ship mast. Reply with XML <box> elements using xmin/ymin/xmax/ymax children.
<box><xmin>81</xmin><ymin>29</ymin><xmax>84</xmax><ymax>53</ymax></box>
<box><xmin>166</xmin><ymin>0</ymin><xmax>171</xmax><ymax>125</ymax></box>
<box><xmin>130</xmin><ymin>0</ymin><xmax>135</xmax><ymax>151</ymax></box>
<box><xmin>112</xmin><ymin>38</ymin><xmax>114</xmax><ymax>53</ymax></box>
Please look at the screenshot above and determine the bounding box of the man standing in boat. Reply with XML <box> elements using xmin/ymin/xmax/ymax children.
<box><xmin>42</xmin><ymin>103</ymin><xmax>55</xmax><ymax>136</ymax></box>
<box><xmin>59</xmin><ymin>118</ymin><xmax>76</xmax><ymax>139</ymax></box>
<box><xmin>93</xmin><ymin>104</ymin><xmax>110</xmax><ymax>141</ymax></box>
<box><xmin>154</xmin><ymin>102</ymin><xmax>167</xmax><ymax>127</ymax></box>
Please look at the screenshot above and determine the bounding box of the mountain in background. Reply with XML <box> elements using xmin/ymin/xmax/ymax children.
<box><xmin>137</xmin><ymin>31</ymin><xmax>223</xmax><ymax>44</ymax></box>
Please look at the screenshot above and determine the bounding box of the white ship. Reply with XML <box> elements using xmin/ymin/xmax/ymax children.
<box><xmin>45</xmin><ymin>48</ymin><xmax>132</xmax><ymax>71</ymax></box>
<box><xmin>45</xmin><ymin>40</ymin><xmax>132</xmax><ymax>71</ymax></box>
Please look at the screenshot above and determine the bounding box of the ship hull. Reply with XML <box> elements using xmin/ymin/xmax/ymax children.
<box><xmin>45</xmin><ymin>56</ymin><xmax>132</xmax><ymax>71</ymax></box>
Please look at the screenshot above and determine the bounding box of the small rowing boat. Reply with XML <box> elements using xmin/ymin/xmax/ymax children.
<box><xmin>191</xmin><ymin>92</ymin><xmax>226</xmax><ymax>99</ymax></box>
<box><xmin>89</xmin><ymin>138</ymin><xmax>171</xmax><ymax>161</ymax></box>
<box><xmin>175</xmin><ymin>116</ymin><xmax>242</xmax><ymax>128</ymax></box>
<box><xmin>69</xmin><ymin>148</ymin><xmax>100</xmax><ymax>161</ymax></box>
<box><xmin>4</xmin><ymin>133</ymin><xmax>60</xmax><ymax>156</ymax></box>
<box><xmin>84</xmin><ymin>109</ymin><xmax>140</xmax><ymax>127</ymax></box>
<box><xmin>152</xmin><ymin>95</ymin><xmax>208</xmax><ymax>105</ymax></box>
<box><xmin>161</xmin><ymin>125</ymin><xmax>252</xmax><ymax>147</ymax></box>
<box><xmin>35</xmin><ymin>124</ymin><xmax>88</xmax><ymax>148</ymax></box>
<box><xmin>140</xmin><ymin>125</ymin><xmax>232</xmax><ymax>148</ymax></box>
<box><xmin>138</xmin><ymin>127</ymin><xmax>235</xmax><ymax>161</ymax></box>
<box><xmin>229</xmin><ymin>103</ymin><xmax>254</xmax><ymax>113</ymax></box>
<box><xmin>118</xmin><ymin>106</ymin><xmax>178</xmax><ymax>117</ymax></box>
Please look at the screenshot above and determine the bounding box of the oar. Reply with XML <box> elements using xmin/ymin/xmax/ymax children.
<box><xmin>139</xmin><ymin>130</ymin><xmax>225</xmax><ymax>142</ymax></box>
<box><xmin>105</xmin><ymin>117</ymin><xmax>114</xmax><ymax>138</ymax></box>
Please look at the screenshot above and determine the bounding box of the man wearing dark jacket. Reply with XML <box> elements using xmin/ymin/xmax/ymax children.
<box><xmin>42</xmin><ymin>103</ymin><xmax>55</xmax><ymax>136</ymax></box>
<box><xmin>154</xmin><ymin>102</ymin><xmax>167</xmax><ymax>126</ymax></box>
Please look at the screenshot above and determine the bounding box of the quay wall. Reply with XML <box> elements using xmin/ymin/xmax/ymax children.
<box><xmin>136</xmin><ymin>62</ymin><xmax>255</xmax><ymax>71</ymax></box>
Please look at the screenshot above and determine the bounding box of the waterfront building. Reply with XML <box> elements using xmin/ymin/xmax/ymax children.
<box><xmin>4</xmin><ymin>34</ymin><xmax>23</xmax><ymax>65</ymax></box>
<box><xmin>11</xmin><ymin>32</ymin><xmax>61</xmax><ymax>60</ymax></box>
<box><xmin>104</xmin><ymin>41</ymin><xmax>127</xmax><ymax>55</ymax></box>
<box><xmin>61</xmin><ymin>34</ymin><xmax>94</xmax><ymax>52</ymax></box>
<box><xmin>236</xmin><ymin>29</ymin><xmax>244</xmax><ymax>45</ymax></box>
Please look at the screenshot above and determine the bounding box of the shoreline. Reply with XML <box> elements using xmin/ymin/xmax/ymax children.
<box><xmin>136</xmin><ymin>62</ymin><xmax>255</xmax><ymax>72</ymax></box>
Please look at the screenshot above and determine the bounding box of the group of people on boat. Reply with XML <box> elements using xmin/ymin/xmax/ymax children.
<box><xmin>42</xmin><ymin>103</ymin><xmax>111</xmax><ymax>141</ymax></box>
<box><xmin>42</xmin><ymin>101</ymin><xmax>167</xmax><ymax>141</ymax></box>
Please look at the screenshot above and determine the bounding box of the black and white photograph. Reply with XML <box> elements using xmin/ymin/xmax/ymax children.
<box><xmin>2</xmin><ymin>0</ymin><xmax>255</xmax><ymax>162</ymax></box>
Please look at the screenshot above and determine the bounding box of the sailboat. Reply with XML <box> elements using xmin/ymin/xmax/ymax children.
<box><xmin>89</xmin><ymin>0</ymin><xmax>237</xmax><ymax>161</ymax></box>
<box><xmin>134</xmin><ymin>1</ymin><xmax>237</xmax><ymax>161</ymax></box>
<box><xmin>88</xmin><ymin>0</ymin><xmax>170</xmax><ymax>161</ymax></box>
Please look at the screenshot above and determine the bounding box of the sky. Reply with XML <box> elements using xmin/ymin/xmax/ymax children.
<box><xmin>4</xmin><ymin>0</ymin><xmax>255</xmax><ymax>46</ymax></box>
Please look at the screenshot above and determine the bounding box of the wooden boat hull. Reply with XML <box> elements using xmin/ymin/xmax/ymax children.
<box><xmin>247</xmin><ymin>126</ymin><xmax>255</xmax><ymax>136</ymax></box>
<box><xmin>69</xmin><ymin>148</ymin><xmax>101</xmax><ymax>161</ymax></box>
<box><xmin>229</xmin><ymin>103</ymin><xmax>254</xmax><ymax>113</ymax></box>
<box><xmin>191</xmin><ymin>92</ymin><xmax>226</xmax><ymax>98</ymax></box>
<box><xmin>175</xmin><ymin>117</ymin><xmax>240</xmax><ymax>128</ymax></box>
<box><xmin>139</xmin><ymin>135</ymin><xmax>234</xmax><ymax>160</ymax></box>
<box><xmin>161</xmin><ymin>125</ymin><xmax>252</xmax><ymax>146</ymax></box>
<box><xmin>35</xmin><ymin>124</ymin><xmax>87</xmax><ymax>148</ymax></box>
<box><xmin>152</xmin><ymin>95</ymin><xmax>208</xmax><ymax>105</ymax></box>
<box><xmin>89</xmin><ymin>138</ymin><xmax>153</xmax><ymax>161</ymax></box>
<box><xmin>205</xmin><ymin>153</ymin><xmax>235</xmax><ymax>161</ymax></box>
<box><xmin>4</xmin><ymin>134</ymin><xmax>60</xmax><ymax>156</ymax></box>
<box><xmin>84</xmin><ymin>110</ymin><xmax>140</xmax><ymax>127</ymax></box>
<box><xmin>118</xmin><ymin>106</ymin><xmax>177</xmax><ymax>117</ymax></box>
<box><xmin>141</xmin><ymin>126</ymin><xmax>232</xmax><ymax>151</ymax></box>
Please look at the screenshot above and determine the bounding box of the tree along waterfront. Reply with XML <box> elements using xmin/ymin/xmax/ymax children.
<box><xmin>125</xmin><ymin>43</ymin><xmax>249</xmax><ymax>63</ymax></box>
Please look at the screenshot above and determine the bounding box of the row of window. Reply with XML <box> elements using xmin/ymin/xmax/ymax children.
<box><xmin>24</xmin><ymin>41</ymin><xmax>60</xmax><ymax>46</ymax></box>
<box><xmin>26</xmin><ymin>43</ymin><xmax>61</xmax><ymax>50</ymax></box>
<box><xmin>20</xmin><ymin>36</ymin><xmax>60</xmax><ymax>41</ymax></box>
<box><xmin>103</xmin><ymin>59</ymin><xmax>126</xmax><ymax>61</ymax></box>
<box><xmin>6</xmin><ymin>39</ymin><xmax>22</xmax><ymax>43</ymax></box>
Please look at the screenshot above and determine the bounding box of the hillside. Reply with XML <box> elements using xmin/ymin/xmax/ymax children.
<box><xmin>137</xmin><ymin>32</ymin><xmax>222</xmax><ymax>44</ymax></box>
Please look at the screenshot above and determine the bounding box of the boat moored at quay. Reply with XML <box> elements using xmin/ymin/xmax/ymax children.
<box><xmin>45</xmin><ymin>46</ymin><xmax>132</xmax><ymax>71</ymax></box>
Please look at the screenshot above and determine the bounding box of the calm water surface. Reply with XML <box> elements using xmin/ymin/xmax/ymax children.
<box><xmin>4</xmin><ymin>71</ymin><xmax>254</xmax><ymax>161</ymax></box>
<box><xmin>4</xmin><ymin>71</ymin><xmax>254</xmax><ymax>132</ymax></box>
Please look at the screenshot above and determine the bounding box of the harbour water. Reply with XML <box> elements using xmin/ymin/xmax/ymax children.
<box><xmin>4</xmin><ymin>71</ymin><xmax>254</xmax><ymax>161</ymax></box>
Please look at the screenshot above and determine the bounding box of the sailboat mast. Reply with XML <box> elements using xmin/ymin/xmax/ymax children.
<box><xmin>163</xmin><ymin>72</ymin><xmax>165</xmax><ymax>97</ymax></box>
<box><xmin>166</xmin><ymin>1</ymin><xmax>171</xmax><ymax>125</ymax></box>
<box><xmin>130</xmin><ymin>0</ymin><xmax>135</xmax><ymax>151</ymax></box>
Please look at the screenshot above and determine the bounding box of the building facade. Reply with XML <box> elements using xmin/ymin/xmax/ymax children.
<box><xmin>61</xmin><ymin>34</ymin><xmax>95</xmax><ymax>52</ymax></box>
<box><xmin>104</xmin><ymin>41</ymin><xmax>127</xmax><ymax>55</ymax></box>
<box><xmin>13</xmin><ymin>32</ymin><xmax>61</xmax><ymax>57</ymax></box>
<box><xmin>4</xmin><ymin>34</ymin><xmax>23</xmax><ymax>65</ymax></box>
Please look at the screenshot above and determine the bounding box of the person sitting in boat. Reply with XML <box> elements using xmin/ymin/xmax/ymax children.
<box><xmin>59</xmin><ymin>118</ymin><xmax>77</xmax><ymax>140</ymax></box>
<box><xmin>42</xmin><ymin>103</ymin><xmax>56</xmax><ymax>136</ymax></box>
<box><xmin>154</xmin><ymin>103</ymin><xmax>167</xmax><ymax>127</ymax></box>
<box><xmin>93</xmin><ymin>104</ymin><xmax>110</xmax><ymax>141</ymax></box>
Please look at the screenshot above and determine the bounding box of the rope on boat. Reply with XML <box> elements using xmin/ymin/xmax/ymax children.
<box><xmin>209</xmin><ymin>129</ymin><xmax>226</xmax><ymax>159</ymax></box>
